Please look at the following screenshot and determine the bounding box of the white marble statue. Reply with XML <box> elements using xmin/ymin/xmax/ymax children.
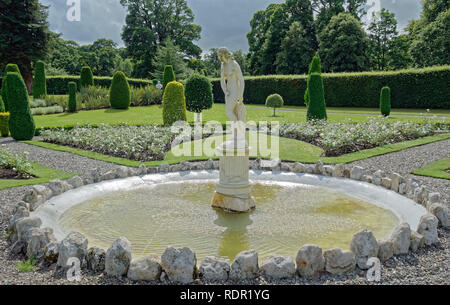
<box><xmin>218</xmin><ymin>47</ymin><xmax>246</xmax><ymax>124</ymax></box>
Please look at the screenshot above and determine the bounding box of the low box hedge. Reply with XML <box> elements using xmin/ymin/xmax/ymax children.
<box><xmin>210</xmin><ymin>66</ymin><xmax>450</xmax><ymax>109</ymax></box>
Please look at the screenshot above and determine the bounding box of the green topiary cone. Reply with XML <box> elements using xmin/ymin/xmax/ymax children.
<box><xmin>163</xmin><ymin>81</ymin><xmax>187</xmax><ymax>126</ymax></box>
<box><xmin>380</xmin><ymin>86</ymin><xmax>391</xmax><ymax>117</ymax></box>
<box><xmin>32</xmin><ymin>60</ymin><xmax>47</xmax><ymax>99</ymax></box>
<box><xmin>6</xmin><ymin>72</ymin><xmax>35</xmax><ymax>140</ymax></box>
<box><xmin>109</xmin><ymin>71</ymin><xmax>131</xmax><ymax>109</ymax></box>
<box><xmin>307</xmin><ymin>73</ymin><xmax>327</xmax><ymax>121</ymax></box>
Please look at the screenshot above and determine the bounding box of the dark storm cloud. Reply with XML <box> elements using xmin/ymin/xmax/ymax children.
<box><xmin>41</xmin><ymin>0</ymin><xmax>421</xmax><ymax>50</ymax></box>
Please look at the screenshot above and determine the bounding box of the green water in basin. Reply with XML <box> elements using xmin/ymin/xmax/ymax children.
<box><xmin>59</xmin><ymin>181</ymin><xmax>398</xmax><ymax>261</ymax></box>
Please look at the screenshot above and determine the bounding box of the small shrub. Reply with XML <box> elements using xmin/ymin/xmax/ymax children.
<box><xmin>163</xmin><ymin>81</ymin><xmax>187</xmax><ymax>126</ymax></box>
<box><xmin>304</xmin><ymin>56</ymin><xmax>322</xmax><ymax>107</ymax></box>
<box><xmin>130</xmin><ymin>86</ymin><xmax>162</xmax><ymax>106</ymax></box>
<box><xmin>109</xmin><ymin>71</ymin><xmax>131</xmax><ymax>109</ymax></box>
<box><xmin>0</xmin><ymin>113</ymin><xmax>9</xmax><ymax>137</ymax></box>
<box><xmin>0</xmin><ymin>96</ymin><xmax>5</xmax><ymax>112</ymax></box>
<box><xmin>44</xmin><ymin>95</ymin><xmax>68</xmax><ymax>111</ymax></box>
<box><xmin>6</xmin><ymin>72</ymin><xmax>36</xmax><ymax>140</ymax></box>
<box><xmin>77</xmin><ymin>86</ymin><xmax>109</xmax><ymax>110</ymax></box>
<box><xmin>185</xmin><ymin>74</ymin><xmax>213</xmax><ymax>116</ymax></box>
<box><xmin>31</xmin><ymin>106</ymin><xmax>64</xmax><ymax>116</ymax></box>
<box><xmin>32</xmin><ymin>60</ymin><xmax>47</xmax><ymax>99</ymax></box>
<box><xmin>307</xmin><ymin>73</ymin><xmax>327</xmax><ymax>121</ymax></box>
<box><xmin>16</xmin><ymin>257</ymin><xmax>36</xmax><ymax>272</ymax></box>
<box><xmin>80</xmin><ymin>66</ymin><xmax>94</xmax><ymax>88</ymax></box>
<box><xmin>162</xmin><ymin>65</ymin><xmax>176</xmax><ymax>91</ymax></box>
<box><xmin>1</xmin><ymin>64</ymin><xmax>21</xmax><ymax>112</ymax></box>
<box><xmin>68</xmin><ymin>82</ymin><xmax>77</xmax><ymax>112</ymax></box>
<box><xmin>380</xmin><ymin>86</ymin><xmax>391</xmax><ymax>117</ymax></box>
<box><xmin>0</xmin><ymin>146</ymin><xmax>32</xmax><ymax>172</ymax></box>
<box><xmin>266</xmin><ymin>94</ymin><xmax>284</xmax><ymax>117</ymax></box>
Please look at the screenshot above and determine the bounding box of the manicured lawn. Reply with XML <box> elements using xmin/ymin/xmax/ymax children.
<box><xmin>24</xmin><ymin>132</ymin><xmax>450</xmax><ymax>168</ymax></box>
<box><xmin>412</xmin><ymin>157</ymin><xmax>450</xmax><ymax>180</ymax></box>
<box><xmin>33</xmin><ymin>104</ymin><xmax>450</xmax><ymax>129</ymax></box>
<box><xmin>0</xmin><ymin>162</ymin><xmax>76</xmax><ymax>190</ymax></box>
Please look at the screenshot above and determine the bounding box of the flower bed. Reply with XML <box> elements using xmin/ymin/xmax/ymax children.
<box><xmin>41</xmin><ymin>125</ymin><xmax>177</xmax><ymax>161</ymax></box>
<box><xmin>279</xmin><ymin>118</ymin><xmax>449</xmax><ymax>156</ymax></box>
<box><xmin>0</xmin><ymin>146</ymin><xmax>33</xmax><ymax>179</ymax></box>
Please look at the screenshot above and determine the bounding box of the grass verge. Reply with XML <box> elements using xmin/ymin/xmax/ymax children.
<box><xmin>411</xmin><ymin>157</ymin><xmax>450</xmax><ymax>180</ymax></box>
<box><xmin>0</xmin><ymin>162</ymin><xmax>76</xmax><ymax>191</ymax></box>
<box><xmin>23</xmin><ymin>133</ymin><xmax>450</xmax><ymax>167</ymax></box>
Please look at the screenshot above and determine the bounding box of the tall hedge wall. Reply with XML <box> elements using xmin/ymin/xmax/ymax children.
<box><xmin>0</xmin><ymin>76</ymin><xmax>152</xmax><ymax>95</ymax></box>
<box><xmin>211</xmin><ymin>66</ymin><xmax>450</xmax><ymax>109</ymax></box>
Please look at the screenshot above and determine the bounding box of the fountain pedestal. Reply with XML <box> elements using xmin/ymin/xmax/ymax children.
<box><xmin>211</xmin><ymin>139</ymin><xmax>255</xmax><ymax>213</ymax></box>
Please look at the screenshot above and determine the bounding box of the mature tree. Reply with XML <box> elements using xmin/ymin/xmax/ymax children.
<box><xmin>79</xmin><ymin>39</ymin><xmax>121</xmax><ymax>76</ymax></box>
<box><xmin>388</xmin><ymin>34</ymin><xmax>412</xmax><ymax>70</ymax></box>
<box><xmin>276</xmin><ymin>22</ymin><xmax>316</xmax><ymax>74</ymax></box>
<box><xmin>318</xmin><ymin>13</ymin><xmax>369</xmax><ymax>72</ymax></box>
<box><xmin>285</xmin><ymin>0</ymin><xmax>318</xmax><ymax>52</ymax></box>
<box><xmin>247</xmin><ymin>4</ymin><xmax>282</xmax><ymax>75</ymax></box>
<box><xmin>47</xmin><ymin>33</ymin><xmax>81</xmax><ymax>75</ymax></box>
<box><xmin>260</xmin><ymin>6</ymin><xmax>290</xmax><ymax>75</ymax></box>
<box><xmin>203</xmin><ymin>48</ymin><xmax>221</xmax><ymax>77</ymax></box>
<box><xmin>410</xmin><ymin>9</ymin><xmax>450</xmax><ymax>67</ymax></box>
<box><xmin>421</xmin><ymin>0</ymin><xmax>449</xmax><ymax>23</ymax></box>
<box><xmin>0</xmin><ymin>0</ymin><xmax>50</xmax><ymax>91</ymax></box>
<box><xmin>368</xmin><ymin>8</ymin><xmax>398</xmax><ymax>71</ymax></box>
<box><xmin>187</xmin><ymin>58</ymin><xmax>206</xmax><ymax>75</ymax></box>
<box><xmin>120</xmin><ymin>0</ymin><xmax>201</xmax><ymax>78</ymax></box>
<box><xmin>115</xmin><ymin>58</ymin><xmax>134</xmax><ymax>77</ymax></box>
<box><xmin>312</xmin><ymin>0</ymin><xmax>346</xmax><ymax>34</ymax></box>
<box><xmin>232</xmin><ymin>50</ymin><xmax>249</xmax><ymax>76</ymax></box>
<box><xmin>151</xmin><ymin>40</ymin><xmax>188</xmax><ymax>81</ymax></box>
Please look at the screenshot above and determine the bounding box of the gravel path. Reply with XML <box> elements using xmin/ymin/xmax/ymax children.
<box><xmin>0</xmin><ymin>137</ymin><xmax>449</xmax><ymax>285</ymax></box>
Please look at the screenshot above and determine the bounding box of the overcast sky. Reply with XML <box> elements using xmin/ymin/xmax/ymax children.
<box><xmin>41</xmin><ymin>0</ymin><xmax>422</xmax><ymax>52</ymax></box>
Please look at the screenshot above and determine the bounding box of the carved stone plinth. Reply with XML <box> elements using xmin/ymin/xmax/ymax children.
<box><xmin>211</xmin><ymin>140</ymin><xmax>255</xmax><ymax>213</ymax></box>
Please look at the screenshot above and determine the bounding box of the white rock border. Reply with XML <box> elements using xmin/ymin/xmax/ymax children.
<box><xmin>6</xmin><ymin>160</ymin><xmax>449</xmax><ymax>283</ymax></box>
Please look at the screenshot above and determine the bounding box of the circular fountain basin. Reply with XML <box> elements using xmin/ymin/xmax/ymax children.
<box><xmin>32</xmin><ymin>170</ymin><xmax>427</xmax><ymax>262</ymax></box>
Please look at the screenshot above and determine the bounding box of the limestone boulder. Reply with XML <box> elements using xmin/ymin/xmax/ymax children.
<box><xmin>292</xmin><ymin>162</ymin><xmax>305</xmax><ymax>173</ymax></box>
<box><xmin>43</xmin><ymin>242</ymin><xmax>59</xmax><ymax>265</ymax></box>
<box><xmin>295</xmin><ymin>244</ymin><xmax>324</xmax><ymax>278</ymax></box>
<box><xmin>410</xmin><ymin>230</ymin><xmax>425</xmax><ymax>252</ymax></box>
<box><xmin>57</xmin><ymin>231</ymin><xmax>88</xmax><ymax>269</ymax></box>
<box><xmin>417</xmin><ymin>214</ymin><xmax>439</xmax><ymax>246</ymax></box>
<box><xmin>332</xmin><ymin>164</ymin><xmax>345</xmax><ymax>177</ymax></box>
<box><xmin>16</xmin><ymin>217</ymin><xmax>42</xmax><ymax>244</ymax></box>
<box><xmin>229</xmin><ymin>250</ymin><xmax>259</xmax><ymax>281</ymax></box>
<box><xmin>198</xmin><ymin>256</ymin><xmax>230</xmax><ymax>282</ymax></box>
<box><xmin>161</xmin><ymin>246</ymin><xmax>197</xmax><ymax>284</ymax></box>
<box><xmin>260</xmin><ymin>254</ymin><xmax>295</xmax><ymax>280</ymax></box>
<box><xmin>105</xmin><ymin>237</ymin><xmax>132</xmax><ymax>276</ymax></box>
<box><xmin>377</xmin><ymin>239</ymin><xmax>394</xmax><ymax>262</ymax></box>
<box><xmin>48</xmin><ymin>179</ymin><xmax>72</xmax><ymax>196</ymax></box>
<box><xmin>26</xmin><ymin>227</ymin><xmax>56</xmax><ymax>259</ymax></box>
<box><xmin>350</xmin><ymin>229</ymin><xmax>379</xmax><ymax>269</ymax></box>
<box><xmin>390</xmin><ymin>173</ymin><xmax>404</xmax><ymax>192</ymax></box>
<box><xmin>350</xmin><ymin>166</ymin><xmax>365</xmax><ymax>180</ymax></box>
<box><xmin>324</xmin><ymin>248</ymin><xmax>356</xmax><ymax>275</ymax></box>
<box><xmin>66</xmin><ymin>176</ymin><xmax>84</xmax><ymax>189</ymax></box>
<box><xmin>127</xmin><ymin>255</ymin><xmax>162</xmax><ymax>281</ymax></box>
<box><xmin>390</xmin><ymin>223</ymin><xmax>411</xmax><ymax>255</ymax></box>
<box><xmin>429</xmin><ymin>203</ymin><xmax>449</xmax><ymax>228</ymax></box>
<box><xmin>86</xmin><ymin>247</ymin><xmax>106</xmax><ymax>272</ymax></box>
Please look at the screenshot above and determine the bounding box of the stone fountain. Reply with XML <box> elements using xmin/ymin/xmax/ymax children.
<box><xmin>211</xmin><ymin>47</ymin><xmax>256</xmax><ymax>213</ymax></box>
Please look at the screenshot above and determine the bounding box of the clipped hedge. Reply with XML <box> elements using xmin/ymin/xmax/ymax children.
<box><xmin>380</xmin><ymin>86</ymin><xmax>391</xmax><ymax>117</ymax></box>
<box><xmin>109</xmin><ymin>71</ymin><xmax>131</xmax><ymax>109</ymax></box>
<box><xmin>0</xmin><ymin>112</ymin><xmax>9</xmax><ymax>137</ymax></box>
<box><xmin>307</xmin><ymin>73</ymin><xmax>327</xmax><ymax>121</ymax></box>
<box><xmin>32</xmin><ymin>60</ymin><xmax>47</xmax><ymax>99</ymax></box>
<box><xmin>17</xmin><ymin>76</ymin><xmax>152</xmax><ymax>95</ymax></box>
<box><xmin>68</xmin><ymin>82</ymin><xmax>77</xmax><ymax>113</ymax></box>
<box><xmin>6</xmin><ymin>72</ymin><xmax>35</xmax><ymax>140</ymax></box>
<box><xmin>162</xmin><ymin>81</ymin><xmax>187</xmax><ymax>126</ymax></box>
<box><xmin>211</xmin><ymin>66</ymin><xmax>450</xmax><ymax>109</ymax></box>
<box><xmin>80</xmin><ymin>66</ymin><xmax>94</xmax><ymax>88</ymax></box>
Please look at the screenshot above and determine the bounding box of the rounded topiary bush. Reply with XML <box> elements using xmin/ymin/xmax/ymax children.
<box><xmin>163</xmin><ymin>81</ymin><xmax>187</xmax><ymax>126</ymax></box>
<box><xmin>2</xmin><ymin>64</ymin><xmax>21</xmax><ymax>112</ymax></box>
<box><xmin>304</xmin><ymin>56</ymin><xmax>322</xmax><ymax>107</ymax></box>
<box><xmin>68</xmin><ymin>82</ymin><xmax>77</xmax><ymax>112</ymax></box>
<box><xmin>380</xmin><ymin>86</ymin><xmax>391</xmax><ymax>117</ymax></box>
<box><xmin>307</xmin><ymin>73</ymin><xmax>327</xmax><ymax>121</ymax></box>
<box><xmin>152</xmin><ymin>79</ymin><xmax>159</xmax><ymax>86</ymax></box>
<box><xmin>185</xmin><ymin>74</ymin><xmax>213</xmax><ymax>116</ymax></box>
<box><xmin>32</xmin><ymin>60</ymin><xmax>47</xmax><ymax>99</ymax></box>
<box><xmin>265</xmin><ymin>94</ymin><xmax>284</xmax><ymax>117</ymax></box>
<box><xmin>0</xmin><ymin>112</ymin><xmax>9</xmax><ymax>137</ymax></box>
<box><xmin>80</xmin><ymin>66</ymin><xmax>94</xmax><ymax>88</ymax></box>
<box><xmin>6</xmin><ymin>72</ymin><xmax>35</xmax><ymax>140</ymax></box>
<box><xmin>109</xmin><ymin>71</ymin><xmax>131</xmax><ymax>109</ymax></box>
<box><xmin>162</xmin><ymin>65</ymin><xmax>176</xmax><ymax>91</ymax></box>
